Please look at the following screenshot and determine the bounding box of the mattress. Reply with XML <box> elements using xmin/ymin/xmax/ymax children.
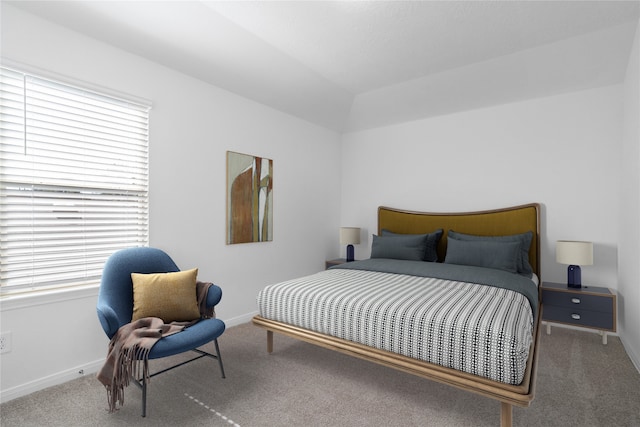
<box><xmin>257</xmin><ymin>261</ymin><xmax>536</xmax><ymax>385</ymax></box>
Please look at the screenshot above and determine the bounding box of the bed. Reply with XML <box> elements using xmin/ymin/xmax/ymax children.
<box><xmin>253</xmin><ymin>204</ymin><xmax>541</xmax><ymax>427</ymax></box>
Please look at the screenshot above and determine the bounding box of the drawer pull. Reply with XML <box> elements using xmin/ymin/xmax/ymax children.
<box><xmin>571</xmin><ymin>313</ymin><xmax>581</xmax><ymax>320</ymax></box>
<box><xmin>571</xmin><ymin>298</ymin><xmax>581</xmax><ymax>304</ymax></box>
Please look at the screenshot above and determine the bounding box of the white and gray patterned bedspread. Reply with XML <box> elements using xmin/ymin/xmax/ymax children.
<box><xmin>257</xmin><ymin>265</ymin><xmax>534</xmax><ymax>385</ymax></box>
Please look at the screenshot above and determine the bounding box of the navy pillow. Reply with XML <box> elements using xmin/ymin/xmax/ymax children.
<box><xmin>380</xmin><ymin>229</ymin><xmax>443</xmax><ymax>262</ymax></box>
<box><xmin>371</xmin><ymin>234</ymin><xmax>429</xmax><ymax>261</ymax></box>
<box><xmin>444</xmin><ymin>237</ymin><xmax>521</xmax><ymax>274</ymax></box>
<box><xmin>447</xmin><ymin>230</ymin><xmax>533</xmax><ymax>276</ymax></box>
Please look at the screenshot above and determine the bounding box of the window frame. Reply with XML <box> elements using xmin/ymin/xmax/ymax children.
<box><xmin>0</xmin><ymin>65</ymin><xmax>151</xmax><ymax>296</ymax></box>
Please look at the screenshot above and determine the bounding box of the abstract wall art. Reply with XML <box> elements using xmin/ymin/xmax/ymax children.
<box><xmin>226</xmin><ymin>151</ymin><xmax>273</xmax><ymax>244</ymax></box>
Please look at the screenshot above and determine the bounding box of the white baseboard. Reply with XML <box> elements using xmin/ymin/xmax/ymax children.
<box><xmin>0</xmin><ymin>359</ymin><xmax>104</xmax><ymax>404</ymax></box>
<box><xmin>223</xmin><ymin>311</ymin><xmax>258</xmax><ymax>328</ymax></box>
<box><xmin>620</xmin><ymin>335</ymin><xmax>640</xmax><ymax>374</ymax></box>
<box><xmin>0</xmin><ymin>311</ymin><xmax>258</xmax><ymax>404</ymax></box>
<box><xmin>3</xmin><ymin>314</ymin><xmax>637</xmax><ymax>404</ymax></box>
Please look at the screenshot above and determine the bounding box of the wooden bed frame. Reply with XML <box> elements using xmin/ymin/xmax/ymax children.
<box><xmin>253</xmin><ymin>203</ymin><xmax>542</xmax><ymax>427</ymax></box>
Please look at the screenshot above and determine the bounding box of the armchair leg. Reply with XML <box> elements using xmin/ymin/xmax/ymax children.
<box><xmin>214</xmin><ymin>339</ymin><xmax>226</xmax><ymax>378</ymax></box>
<box><xmin>141</xmin><ymin>359</ymin><xmax>148</xmax><ymax>417</ymax></box>
<box><xmin>133</xmin><ymin>339</ymin><xmax>225</xmax><ymax>417</ymax></box>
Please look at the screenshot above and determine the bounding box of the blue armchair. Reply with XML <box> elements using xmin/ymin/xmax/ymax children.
<box><xmin>96</xmin><ymin>247</ymin><xmax>225</xmax><ymax>416</ymax></box>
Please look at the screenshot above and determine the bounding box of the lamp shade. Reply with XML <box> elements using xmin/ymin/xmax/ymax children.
<box><xmin>556</xmin><ymin>241</ymin><xmax>593</xmax><ymax>266</ymax></box>
<box><xmin>340</xmin><ymin>227</ymin><xmax>361</xmax><ymax>245</ymax></box>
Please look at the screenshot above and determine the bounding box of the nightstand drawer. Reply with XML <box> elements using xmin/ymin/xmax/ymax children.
<box><xmin>541</xmin><ymin>289</ymin><xmax>613</xmax><ymax>313</ymax></box>
<box><xmin>543</xmin><ymin>305</ymin><xmax>615</xmax><ymax>330</ymax></box>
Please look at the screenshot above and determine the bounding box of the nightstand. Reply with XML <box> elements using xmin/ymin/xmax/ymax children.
<box><xmin>325</xmin><ymin>258</ymin><xmax>347</xmax><ymax>269</ymax></box>
<box><xmin>541</xmin><ymin>281</ymin><xmax>617</xmax><ymax>344</ymax></box>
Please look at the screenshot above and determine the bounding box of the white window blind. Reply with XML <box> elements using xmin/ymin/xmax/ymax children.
<box><xmin>0</xmin><ymin>66</ymin><xmax>150</xmax><ymax>294</ymax></box>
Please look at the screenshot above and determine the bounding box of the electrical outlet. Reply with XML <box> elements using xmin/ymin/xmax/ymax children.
<box><xmin>0</xmin><ymin>331</ymin><xmax>12</xmax><ymax>354</ymax></box>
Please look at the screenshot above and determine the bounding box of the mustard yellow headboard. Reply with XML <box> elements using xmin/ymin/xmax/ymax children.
<box><xmin>378</xmin><ymin>203</ymin><xmax>541</xmax><ymax>277</ymax></box>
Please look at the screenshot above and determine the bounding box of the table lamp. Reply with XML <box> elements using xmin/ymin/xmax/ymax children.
<box><xmin>340</xmin><ymin>227</ymin><xmax>360</xmax><ymax>262</ymax></box>
<box><xmin>556</xmin><ymin>240</ymin><xmax>593</xmax><ymax>288</ymax></box>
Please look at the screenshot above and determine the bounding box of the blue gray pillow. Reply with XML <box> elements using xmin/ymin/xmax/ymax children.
<box><xmin>380</xmin><ymin>229</ymin><xmax>443</xmax><ymax>262</ymax></box>
<box><xmin>444</xmin><ymin>237</ymin><xmax>521</xmax><ymax>274</ymax></box>
<box><xmin>447</xmin><ymin>230</ymin><xmax>533</xmax><ymax>276</ymax></box>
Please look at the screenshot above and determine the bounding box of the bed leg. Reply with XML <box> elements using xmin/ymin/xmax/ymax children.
<box><xmin>267</xmin><ymin>330</ymin><xmax>273</xmax><ymax>353</ymax></box>
<box><xmin>500</xmin><ymin>402</ymin><xmax>512</xmax><ymax>427</ymax></box>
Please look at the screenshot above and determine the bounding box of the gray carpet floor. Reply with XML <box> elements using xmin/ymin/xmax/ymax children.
<box><xmin>1</xmin><ymin>322</ymin><xmax>639</xmax><ymax>426</ymax></box>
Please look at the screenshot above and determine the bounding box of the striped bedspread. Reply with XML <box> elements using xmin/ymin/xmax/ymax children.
<box><xmin>257</xmin><ymin>266</ymin><xmax>534</xmax><ymax>385</ymax></box>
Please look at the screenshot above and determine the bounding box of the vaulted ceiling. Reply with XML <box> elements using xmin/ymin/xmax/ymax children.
<box><xmin>7</xmin><ymin>1</ymin><xmax>640</xmax><ymax>132</ymax></box>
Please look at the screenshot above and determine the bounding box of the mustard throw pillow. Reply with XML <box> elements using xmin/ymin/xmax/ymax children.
<box><xmin>131</xmin><ymin>268</ymin><xmax>200</xmax><ymax>323</ymax></box>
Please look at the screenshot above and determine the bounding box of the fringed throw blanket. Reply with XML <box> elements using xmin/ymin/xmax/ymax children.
<box><xmin>97</xmin><ymin>281</ymin><xmax>213</xmax><ymax>412</ymax></box>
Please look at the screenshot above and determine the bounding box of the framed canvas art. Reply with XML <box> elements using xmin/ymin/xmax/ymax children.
<box><xmin>226</xmin><ymin>151</ymin><xmax>273</xmax><ymax>244</ymax></box>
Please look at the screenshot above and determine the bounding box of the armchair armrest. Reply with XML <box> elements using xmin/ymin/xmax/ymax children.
<box><xmin>96</xmin><ymin>303</ymin><xmax>122</xmax><ymax>339</ymax></box>
<box><xmin>205</xmin><ymin>283</ymin><xmax>222</xmax><ymax>308</ymax></box>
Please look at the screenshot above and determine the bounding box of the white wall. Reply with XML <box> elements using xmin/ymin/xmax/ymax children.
<box><xmin>2</xmin><ymin>3</ymin><xmax>638</xmax><ymax>403</ymax></box>
<box><xmin>619</xmin><ymin>19</ymin><xmax>640</xmax><ymax>370</ymax></box>
<box><xmin>342</xmin><ymin>69</ymin><xmax>640</xmax><ymax>367</ymax></box>
<box><xmin>0</xmin><ymin>5</ymin><xmax>341</xmax><ymax>401</ymax></box>
<box><xmin>342</xmin><ymin>86</ymin><xmax>622</xmax><ymax>288</ymax></box>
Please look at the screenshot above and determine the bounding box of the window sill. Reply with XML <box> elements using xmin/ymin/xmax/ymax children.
<box><xmin>0</xmin><ymin>284</ymin><xmax>100</xmax><ymax>311</ymax></box>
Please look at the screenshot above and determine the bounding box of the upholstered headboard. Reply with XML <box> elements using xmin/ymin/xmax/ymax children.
<box><xmin>378</xmin><ymin>203</ymin><xmax>541</xmax><ymax>277</ymax></box>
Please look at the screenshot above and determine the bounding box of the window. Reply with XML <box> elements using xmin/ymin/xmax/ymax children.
<box><xmin>0</xmin><ymin>66</ymin><xmax>150</xmax><ymax>294</ymax></box>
